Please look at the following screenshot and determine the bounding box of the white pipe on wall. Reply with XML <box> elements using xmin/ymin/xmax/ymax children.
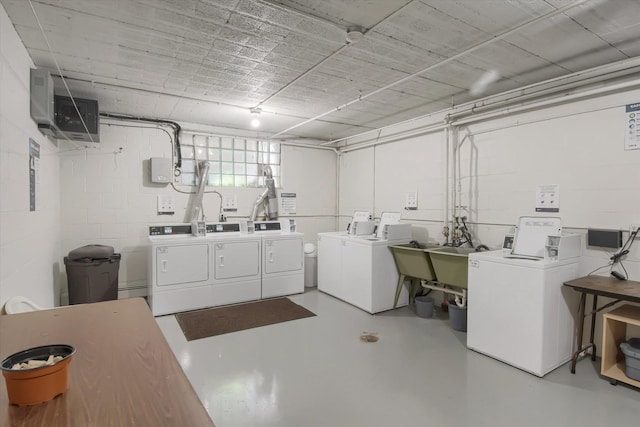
<box><xmin>336</xmin><ymin>152</ymin><xmax>341</xmax><ymax>230</ymax></box>
<box><xmin>334</xmin><ymin>59</ymin><xmax>640</xmax><ymax>154</ymax></box>
<box><xmin>445</xmin><ymin>58</ymin><xmax>640</xmax><ymax>122</ymax></box>
<box><xmin>456</xmin><ymin>131</ymin><xmax>473</xmax><ymax>221</ymax></box>
<box><xmin>337</xmin><ymin>78</ymin><xmax>640</xmax><ymax>155</ymax></box>
<box><xmin>450</xmin><ymin>126</ymin><xmax>456</xmax><ymax>242</ymax></box>
<box><xmin>339</xmin><ymin>122</ymin><xmax>448</xmax><ymax>153</ymax></box>
<box><xmin>442</xmin><ymin>126</ymin><xmax>452</xmax><ymax>244</ymax></box>
<box><xmin>453</xmin><ymin>79</ymin><xmax>640</xmax><ymax>128</ymax></box>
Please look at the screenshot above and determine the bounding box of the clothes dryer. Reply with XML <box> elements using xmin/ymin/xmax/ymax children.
<box><xmin>253</xmin><ymin>220</ymin><xmax>304</xmax><ymax>298</ymax></box>
<box><xmin>148</xmin><ymin>223</ymin><xmax>261</xmax><ymax>316</ymax></box>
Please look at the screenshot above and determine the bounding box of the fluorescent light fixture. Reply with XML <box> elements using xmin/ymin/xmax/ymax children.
<box><xmin>250</xmin><ymin>107</ymin><xmax>261</xmax><ymax>128</ymax></box>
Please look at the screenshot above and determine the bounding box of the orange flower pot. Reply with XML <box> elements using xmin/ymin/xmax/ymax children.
<box><xmin>1</xmin><ymin>344</ymin><xmax>75</xmax><ymax>406</ymax></box>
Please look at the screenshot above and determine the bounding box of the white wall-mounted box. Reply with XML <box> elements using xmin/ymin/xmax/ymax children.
<box><xmin>150</xmin><ymin>158</ymin><xmax>172</xmax><ymax>184</ymax></box>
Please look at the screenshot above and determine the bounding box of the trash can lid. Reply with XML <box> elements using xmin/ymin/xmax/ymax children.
<box><xmin>304</xmin><ymin>243</ymin><xmax>316</xmax><ymax>254</ymax></box>
<box><xmin>620</xmin><ymin>338</ymin><xmax>640</xmax><ymax>358</ymax></box>
<box><xmin>68</xmin><ymin>244</ymin><xmax>115</xmax><ymax>261</ymax></box>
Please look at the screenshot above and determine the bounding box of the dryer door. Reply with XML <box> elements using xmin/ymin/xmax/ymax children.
<box><xmin>214</xmin><ymin>240</ymin><xmax>260</xmax><ymax>280</ymax></box>
<box><xmin>263</xmin><ymin>237</ymin><xmax>303</xmax><ymax>274</ymax></box>
<box><xmin>156</xmin><ymin>244</ymin><xmax>209</xmax><ymax>286</ymax></box>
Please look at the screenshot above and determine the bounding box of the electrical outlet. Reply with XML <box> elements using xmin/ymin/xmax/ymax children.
<box><xmin>405</xmin><ymin>191</ymin><xmax>418</xmax><ymax>210</ymax></box>
<box><xmin>157</xmin><ymin>195</ymin><xmax>175</xmax><ymax>215</ymax></box>
<box><xmin>631</xmin><ymin>224</ymin><xmax>640</xmax><ymax>235</ymax></box>
<box><xmin>223</xmin><ymin>194</ymin><xmax>238</xmax><ymax>212</ymax></box>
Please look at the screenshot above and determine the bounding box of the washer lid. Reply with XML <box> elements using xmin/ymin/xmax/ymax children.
<box><xmin>512</xmin><ymin>216</ymin><xmax>562</xmax><ymax>258</ymax></box>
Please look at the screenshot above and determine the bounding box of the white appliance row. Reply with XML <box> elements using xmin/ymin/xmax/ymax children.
<box><xmin>148</xmin><ymin>221</ymin><xmax>304</xmax><ymax>316</ymax></box>
<box><xmin>317</xmin><ymin>228</ymin><xmax>412</xmax><ymax>314</ymax></box>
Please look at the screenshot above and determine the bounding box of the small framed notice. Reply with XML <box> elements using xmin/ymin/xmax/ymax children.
<box><xmin>625</xmin><ymin>102</ymin><xmax>640</xmax><ymax>150</ymax></box>
<box><xmin>29</xmin><ymin>138</ymin><xmax>40</xmax><ymax>212</ymax></box>
<box><xmin>280</xmin><ymin>192</ymin><xmax>296</xmax><ymax>215</ymax></box>
<box><xmin>535</xmin><ymin>184</ymin><xmax>559</xmax><ymax>213</ymax></box>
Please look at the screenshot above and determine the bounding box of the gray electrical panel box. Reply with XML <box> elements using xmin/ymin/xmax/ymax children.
<box><xmin>30</xmin><ymin>69</ymin><xmax>56</xmax><ymax>137</ymax></box>
<box><xmin>151</xmin><ymin>158</ymin><xmax>172</xmax><ymax>184</ymax></box>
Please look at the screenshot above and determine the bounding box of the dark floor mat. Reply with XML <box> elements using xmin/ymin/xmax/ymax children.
<box><xmin>175</xmin><ymin>298</ymin><xmax>316</xmax><ymax>341</ymax></box>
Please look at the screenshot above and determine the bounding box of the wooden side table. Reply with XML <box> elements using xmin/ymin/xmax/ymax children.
<box><xmin>601</xmin><ymin>304</ymin><xmax>640</xmax><ymax>388</ymax></box>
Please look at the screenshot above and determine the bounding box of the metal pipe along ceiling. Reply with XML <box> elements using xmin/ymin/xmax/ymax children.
<box><xmin>329</xmin><ymin>56</ymin><xmax>640</xmax><ymax>149</ymax></box>
<box><xmin>269</xmin><ymin>0</ymin><xmax>592</xmax><ymax>139</ymax></box>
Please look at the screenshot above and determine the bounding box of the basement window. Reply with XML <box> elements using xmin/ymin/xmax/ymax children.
<box><xmin>179</xmin><ymin>133</ymin><xmax>280</xmax><ymax>188</ymax></box>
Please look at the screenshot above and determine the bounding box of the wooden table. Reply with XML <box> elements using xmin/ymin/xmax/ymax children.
<box><xmin>563</xmin><ymin>276</ymin><xmax>640</xmax><ymax>374</ymax></box>
<box><xmin>0</xmin><ymin>298</ymin><xmax>215</xmax><ymax>426</ymax></box>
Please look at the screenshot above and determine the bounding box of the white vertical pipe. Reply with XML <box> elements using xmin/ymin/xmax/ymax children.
<box><xmin>335</xmin><ymin>152</ymin><xmax>341</xmax><ymax>230</ymax></box>
<box><xmin>372</xmin><ymin>145</ymin><xmax>377</xmax><ymax>219</ymax></box>
<box><xmin>456</xmin><ymin>131</ymin><xmax>472</xmax><ymax>220</ymax></box>
<box><xmin>442</xmin><ymin>126</ymin><xmax>451</xmax><ymax>244</ymax></box>
<box><xmin>451</xmin><ymin>126</ymin><xmax>458</xmax><ymax>230</ymax></box>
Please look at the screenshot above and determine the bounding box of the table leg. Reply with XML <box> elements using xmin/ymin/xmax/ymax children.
<box><xmin>589</xmin><ymin>295</ymin><xmax>598</xmax><ymax>361</ymax></box>
<box><xmin>570</xmin><ymin>291</ymin><xmax>587</xmax><ymax>374</ymax></box>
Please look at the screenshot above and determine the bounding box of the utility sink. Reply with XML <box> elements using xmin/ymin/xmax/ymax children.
<box><xmin>389</xmin><ymin>244</ymin><xmax>438</xmax><ymax>282</ymax></box>
<box><xmin>389</xmin><ymin>244</ymin><xmax>440</xmax><ymax>307</ymax></box>
<box><xmin>426</xmin><ymin>247</ymin><xmax>476</xmax><ymax>289</ymax></box>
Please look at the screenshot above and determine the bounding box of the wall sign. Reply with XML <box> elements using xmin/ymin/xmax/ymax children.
<box><xmin>535</xmin><ymin>184</ymin><xmax>559</xmax><ymax>213</ymax></box>
<box><xmin>280</xmin><ymin>192</ymin><xmax>296</xmax><ymax>215</ymax></box>
<box><xmin>625</xmin><ymin>102</ymin><xmax>640</xmax><ymax>150</ymax></box>
<box><xmin>29</xmin><ymin>138</ymin><xmax>40</xmax><ymax>212</ymax></box>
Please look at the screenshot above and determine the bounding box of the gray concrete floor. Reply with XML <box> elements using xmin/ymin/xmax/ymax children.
<box><xmin>156</xmin><ymin>289</ymin><xmax>639</xmax><ymax>427</ymax></box>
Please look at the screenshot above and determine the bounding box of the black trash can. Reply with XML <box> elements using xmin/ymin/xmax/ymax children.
<box><xmin>64</xmin><ymin>245</ymin><xmax>121</xmax><ymax>305</ymax></box>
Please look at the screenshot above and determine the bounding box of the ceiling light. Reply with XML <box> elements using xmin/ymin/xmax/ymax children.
<box><xmin>346</xmin><ymin>26</ymin><xmax>364</xmax><ymax>44</ymax></box>
<box><xmin>250</xmin><ymin>107</ymin><xmax>261</xmax><ymax>128</ymax></box>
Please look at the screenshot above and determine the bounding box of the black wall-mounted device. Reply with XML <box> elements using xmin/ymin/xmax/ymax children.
<box><xmin>587</xmin><ymin>229</ymin><xmax>623</xmax><ymax>249</ymax></box>
<box><xmin>54</xmin><ymin>95</ymin><xmax>100</xmax><ymax>142</ymax></box>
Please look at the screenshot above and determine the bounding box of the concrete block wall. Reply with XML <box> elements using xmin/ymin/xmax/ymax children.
<box><xmin>337</xmin><ymin>131</ymin><xmax>448</xmax><ymax>241</ymax></box>
<box><xmin>455</xmin><ymin>89</ymin><xmax>640</xmax><ymax>280</ymax></box>
<box><xmin>0</xmin><ymin>4</ymin><xmax>61</xmax><ymax>309</ymax></box>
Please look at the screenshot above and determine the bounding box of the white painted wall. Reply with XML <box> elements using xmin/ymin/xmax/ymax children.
<box><xmin>0</xmin><ymin>4</ymin><xmax>61</xmax><ymax>309</ymax></box>
<box><xmin>58</xmin><ymin>122</ymin><xmax>337</xmax><ymax>298</ymax></box>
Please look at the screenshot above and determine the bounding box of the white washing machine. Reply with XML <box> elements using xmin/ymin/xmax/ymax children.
<box><xmin>148</xmin><ymin>223</ymin><xmax>261</xmax><ymax>316</ymax></box>
<box><xmin>466</xmin><ymin>219</ymin><xmax>582</xmax><ymax>377</ymax></box>
<box><xmin>253</xmin><ymin>220</ymin><xmax>304</xmax><ymax>298</ymax></box>
<box><xmin>317</xmin><ymin>226</ymin><xmax>412</xmax><ymax>313</ymax></box>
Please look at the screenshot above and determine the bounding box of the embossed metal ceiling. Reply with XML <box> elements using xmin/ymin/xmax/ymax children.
<box><xmin>2</xmin><ymin>0</ymin><xmax>640</xmax><ymax>142</ymax></box>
